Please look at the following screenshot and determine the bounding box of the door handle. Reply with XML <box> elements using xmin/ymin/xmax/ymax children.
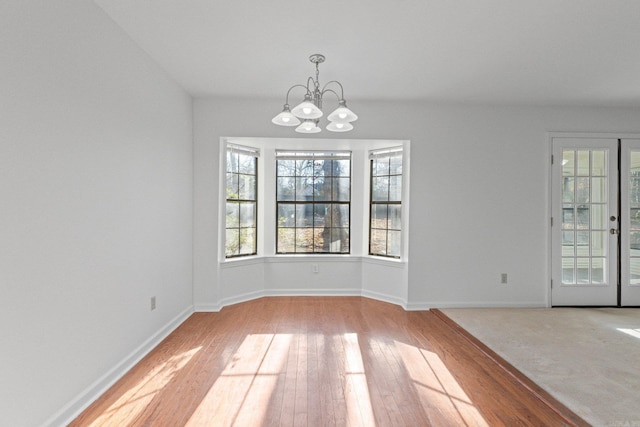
<box><xmin>610</xmin><ymin>228</ymin><xmax>619</xmax><ymax>235</ymax></box>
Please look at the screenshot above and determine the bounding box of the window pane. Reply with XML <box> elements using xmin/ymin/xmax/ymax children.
<box><xmin>239</xmin><ymin>228</ymin><xmax>255</xmax><ymax>255</ymax></box>
<box><xmin>225</xmin><ymin>229</ymin><xmax>239</xmax><ymax>257</ymax></box>
<box><xmin>562</xmin><ymin>231</ymin><xmax>575</xmax><ymax>256</ymax></box>
<box><xmin>630</xmin><ymin>258</ymin><xmax>640</xmax><ymax>284</ymax></box>
<box><xmin>591</xmin><ymin>177</ymin><xmax>605</xmax><ymax>203</ymax></box>
<box><xmin>296</xmin><ymin>159</ymin><xmax>313</xmax><ymax>176</ymax></box>
<box><xmin>563</xmin><ymin>177</ymin><xmax>575</xmax><ymax>203</ymax></box>
<box><xmin>227</xmin><ymin>152</ymin><xmax>238</xmax><ymax>173</ymax></box>
<box><xmin>278</xmin><ymin>204</ymin><xmax>295</xmax><ymax>227</ymax></box>
<box><xmin>333</xmin><ymin>178</ymin><xmax>350</xmax><ymax>201</ymax></box>
<box><xmin>240</xmin><ymin>202</ymin><xmax>255</xmax><ymax>227</ymax></box>
<box><xmin>331</xmin><ymin>204</ymin><xmax>349</xmax><ymax>227</ymax></box>
<box><xmin>314</xmin><ymin>177</ymin><xmax>331</xmax><ymax>201</ymax></box>
<box><xmin>226</xmin><ymin>202</ymin><xmax>239</xmax><ymax>228</ymax></box>
<box><xmin>592</xmin><ymin>231</ymin><xmax>605</xmax><ymax>256</ymax></box>
<box><xmin>575</xmin><ymin>177</ymin><xmax>589</xmax><ymax>203</ymax></box>
<box><xmin>314</xmin><ymin>204</ymin><xmax>328</xmax><ymax>227</ymax></box>
<box><xmin>388</xmin><ymin>230</ymin><xmax>401</xmax><ymax>257</ymax></box>
<box><xmin>576</xmin><ymin>231</ymin><xmax>590</xmax><ymax>256</ymax></box>
<box><xmin>238</xmin><ymin>155</ymin><xmax>255</xmax><ymax>174</ymax></box>
<box><xmin>296</xmin><ymin>204</ymin><xmax>313</xmax><ymax>227</ymax></box>
<box><xmin>372</xmin><ymin>204</ymin><xmax>388</xmax><ymax>229</ymax></box>
<box><xmin>389</xmin><ymin>176</ymin><xmax>402</xmax><ymax>201</ymax></box>
<box><xmin>591</xmin><ymin>258</ymin><xmax>604</xmax><ymax>284</ymax></box>
<box><xmin>277</xmin><ymin>177</ymin><xmax>295</xmax><ymax>200</ymax></box>
<box><xmin>295</xmin><ymin>228</ymin><xmax>313</xmax><ymax>252</ymax></box>
<box><xmin>631</xmin><ymin>231</ymin><xmax>640</xmax><ymax>250</ymax></box>
<box><xmin>330</xmin><ymin>228</ymin><xmax>349</xmax><ymax>253</ymax></box>
<box><xmin>389</xmin><ymin>155</ymin><xmax>402</xmax><ymax>175</ymax></box>
<box><xmin>372</xmin><ymin>177</ymin><xmax>389</xmax><ymax>201</ymax></box>
<box><xmin>239</xmin><ymin>175</ymin><xmax>255</xmax><ymax>200</ymax></box>
<box><xmin>591</xmin><ymin>204</ymin><xmax>605</xmax><ymax>230</ymax></box>
<box><xmin>562</xmin><ymin>150</ymin><xmax>574</xmax><ymax>176</ymax></box>
<box><xmin>562</xmin><ymin>258</ymin><xmax>575</xmax><ymax>284</ymax></box>
<box><xmin>592</xmin><ymin>151</ymin><xmax>605</xmax><ymax>176</ymax></box>
<box><xmin>277</xmin><ymin>228</ymin><xmax>295</xmax><ymax>253</ymax></box>
<box><xmin>577</xmin><ymin>150</ymin><xmax>590</xmax><ymax>176</ymax></box>
<box><xmin>334</xmin><ymin>159</ymin><xmax>350</xmax><ymax>176</ymax></box>
<box><xmin>295</xmin><ymin>177</ymin><xmax>312</xmax><ymax>201</ymax></box>
<box><xmin>562</xmin><ymin>205</ymin><xmax>574</xmax><ymax>229</ymax></box>
<box><xmin>631</xmin><ymin>208</ymin><xmax>640</xmax><ymax>230</ymax></box>
<box><xmin>631</xmin><ymin>177</ymin><xmax>640</xmax><ymax>208</ymax></box>
<box><xmin>313</xmin><ymin>228</ymin><xmax>326</xmax><ymax>251</ymax></box>
<box><xmin>577</xmin><ymin>258</ymin><xmax>590</xmax><ymax>283</ymax></box>
<box><xmin>226</xmin><ymin>173</ymin><xmax>239</xmax><ymax>199</ymax></box>
<box><xmin>576</xmin><ymin>207</ymin><xmax>589</xmax><ymax>229</ymax></box>
<box><xmin>277</xmin><ymin>159</ymin><xmax>295</xmax><ymax>177</ymax></box>
<box><xmin>374</xmin><ymin>158</ymin><xmax>389</xmax><ymax>175</ymax></box>
<box><xmin>370</xmin><ymin>229</ymin><xmax>386</xmax><ymax>255</ymax></box>
<box><xmin>389</xmin><ymin>205</ymin><xmax>401</xmax><ymax>230</ymax></box>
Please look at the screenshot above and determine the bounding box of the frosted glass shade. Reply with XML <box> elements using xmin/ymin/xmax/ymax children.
<box><xmin>327</xmin><ymin>100</ymin><xmax>358</xmax><ymax>123</ymax></box>
<box><xmin>291</xmin><ymin>96</ymin><xmax>323</xmax><ymax>119</ymax></box>
<box><xmin>295</xmin><ymin>120</ymin><xmax>321</xmax><ymax>133</ymax></box>
<box><xmin>326</xmin><ymin>121</ymin><xmax>353</xmax><ymax>132</ymax></box>
<box><xmin>272</xmin><ymin>106</ymin><xmax>301</xmax><ymax>126</ymax></box>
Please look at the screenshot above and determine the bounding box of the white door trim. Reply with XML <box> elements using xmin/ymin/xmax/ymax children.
<box><xmin>548</xmin><ymin>132</ymin><xmax>640</xmax><ymax>307</ymax></box>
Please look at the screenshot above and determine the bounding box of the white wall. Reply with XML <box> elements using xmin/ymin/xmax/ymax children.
<box><xmin>193</xmin><ymin>97</ymin><xmax>640</xmax><ymax>310</ymax></box>
<box><xmin>0</xmin><ymin>2</ymin><xmax>193</xmax><ymax>426</ymax></box>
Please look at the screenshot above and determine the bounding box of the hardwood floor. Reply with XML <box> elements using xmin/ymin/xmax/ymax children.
<box><xmin>70</xmin><ymin>297</ymin><xmax>588</xmax><ymax>426</ymax></box>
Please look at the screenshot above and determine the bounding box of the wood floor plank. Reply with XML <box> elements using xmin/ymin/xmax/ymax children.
<box><xmin>70</xmin><ymin>297</ymin><xmax>587</xmax><ymax>427</ymax></box>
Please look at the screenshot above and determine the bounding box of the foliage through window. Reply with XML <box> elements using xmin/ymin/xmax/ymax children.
<box><xmin>370</xmin><ymin>148</ymin><xmax>402</xmax><ymax>258</ymax></box>
<box><xmin>276</xmin><ymin>151</ymin><xmax>351</xmax><ymax>254</ymax></box>
<box><xmin>226</xmin><ymin>145</ymin><xmax>258</xmax><ymax>257</ymax></box>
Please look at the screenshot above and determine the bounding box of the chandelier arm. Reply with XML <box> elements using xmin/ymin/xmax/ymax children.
<box><xmin>306</xmin><ymin>76</ymin><xmax>318</xmax><ymax>92</ymax></box>
<box><xmin>321</xmin><ymin>80</ymin><xmax>345</xmax><ymax>99</ymax></box>
<box><xmin>285</xmin><ymin>84</ymin><xmax>312</xmax><ymax>104</ymax></box>
<box><xmin>320</xmin><ymin>88</ymin><xmax>341</xmax><ymax>102</ymax></box>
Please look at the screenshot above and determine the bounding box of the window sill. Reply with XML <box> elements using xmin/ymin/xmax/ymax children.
<box><xmin>362</xmin><ymin>255</ymin><xmax>406</xmax><ymax>268</ymax></box>
<box><xmin>221</xmin><ymin>254</ymin><xmax>406</xmax><ymax>268</ymax></box>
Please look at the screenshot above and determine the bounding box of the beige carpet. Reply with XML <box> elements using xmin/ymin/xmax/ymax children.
<box><xmin>441</xmin><ymin>307</ymin><xmax>640</xmax><ymax>427</ymax></box>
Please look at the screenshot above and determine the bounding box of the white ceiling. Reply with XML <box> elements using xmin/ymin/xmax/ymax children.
<box><xmin>95</xmin><ymin>0</ymin><xmax>640</xmax><ymax>106</ymax></box>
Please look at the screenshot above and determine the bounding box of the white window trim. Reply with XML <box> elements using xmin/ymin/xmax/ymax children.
<box><xmin>219</xmin><ymin>137</ymin><xmax>410</xmax><ymax>264</ymax></box>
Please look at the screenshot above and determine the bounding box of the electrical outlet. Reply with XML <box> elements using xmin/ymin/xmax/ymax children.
<box><xmin>150</xmin><ymin>296</ymin><xmax>156</xmax><ymax>311</ymax></box>
<box><xmin>312</xmin><ymin>264</ymin><xmax>319</xmax><ymax>273</ymax></box>
<box><xmin>501</xmin><ymin>273</ymin><xmax>508</xmax><ymax>284</ymax></box>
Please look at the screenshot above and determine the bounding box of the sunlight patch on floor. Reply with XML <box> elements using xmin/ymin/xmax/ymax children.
<box><xmin>343</xmin><ymin>333</ymin><xmax>376</xmax><ymax>426</ymax></box>
<box><xmin>185</xmin><ymin>333</ymin><xmax>290</xmax><ymax>426</ymax></box>
<box><xmin>89</xmin><ymin>347</ymin><xmax>201</xmax><ymax>427</ymax></box>
<box><xmin>617</xmin><ymin>327</ymin><xmax>640</xmax><ymax>340</ymax></box>
<box><xmin>395</xmin><ymin>341</ymin><xmax>489</xmax><ymax>426</ymax></box>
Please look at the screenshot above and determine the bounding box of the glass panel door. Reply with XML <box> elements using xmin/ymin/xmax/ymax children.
<box><xmin>620</xmin><ymin>139</ymin><xmax>640</xmax><ymax>305</ymax></box>
<box><xmin>551</xmin><ymin>138</ymin><xmax>618</xmax><ymax>306</ymax></box>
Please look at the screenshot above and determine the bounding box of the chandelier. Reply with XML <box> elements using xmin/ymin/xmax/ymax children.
<box><xmin>272</xmin><ymin>54</ymin><xmax>358</xmax><ymax>133</ymax></box>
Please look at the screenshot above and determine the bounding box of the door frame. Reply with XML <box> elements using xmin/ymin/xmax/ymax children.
<box><xmin>547</xmin><ymin>132</ymin><xmax>640</xmax><ymax>307</ymax></box>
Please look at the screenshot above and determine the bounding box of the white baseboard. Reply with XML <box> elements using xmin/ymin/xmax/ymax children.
<box><xmin>266</xmin><ymin>288</ymin><xmax>362</xmax><ymax>297</ymax></box>
<box><xmin>405</xmin><ymin>301</ymin><xmax>548</xmax><ymax>311</ymax></box>
<box><xmin>193</xmin><ymin>303</ymin><xmax>222</xmax><ymax>312</ymax></box>
<box><xmin>197</xmin><ymin>289</ymin><xmax>407</xmax><ymax>312</ymax></box>
<box><xmin>43</xmin><ymin>305</ymin><xmax>194</xmax><ymax>427</ymax></box>
<box><xmin>217</xmin><ymin>289</ymin><xmax>266</xmax><ymax>309</ymax></box>
<box><xmin>360</xmin><ymin>289</ymin><xmax>407</xmax><ymax>308</ymax></box>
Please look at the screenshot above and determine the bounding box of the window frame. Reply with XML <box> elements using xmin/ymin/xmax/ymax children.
<box><xmin>369</xmin><ymin>147</ymin><xmax>403</xmax><ymax>259</ymax></box>
<box><xmin>225</xmin><ymin>144</ymin><xmax>259</xmax><ymax>258</ymax></box>
<box><xmin>275</xmin><ymin>150</ymin><xmax>352</xmax><ymax>255</ymax></box>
